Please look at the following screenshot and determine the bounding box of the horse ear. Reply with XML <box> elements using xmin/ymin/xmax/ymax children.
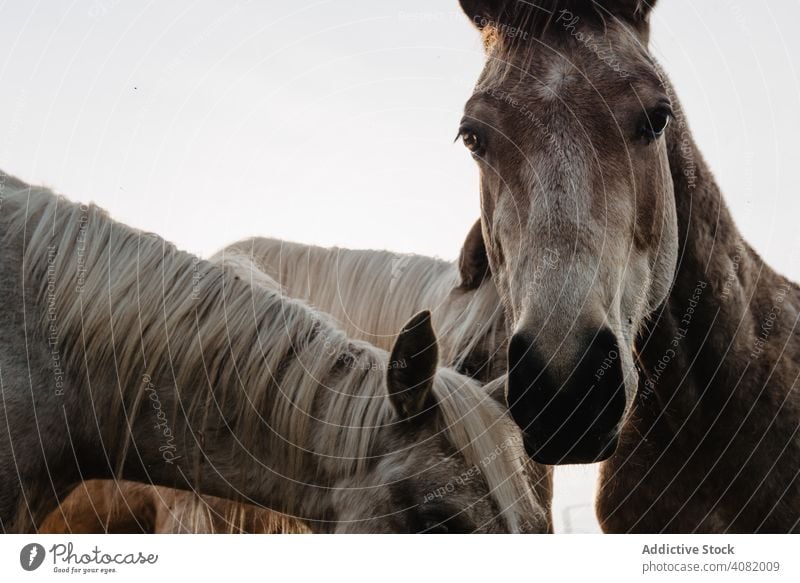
<box><xmin>602</xmin><ymin>0</ymin><xmax>658</xmax><ymax>24</ymax></box>
<box><xmin>459</xmin><ymin>0</ymin><xmax>507</xmax><ymax>29</ymax></box>
<box><xmin>458</xmin><ymin>219</ymin><xmax>490</xmax><ymax>291</ymax></box>
<box><xmin>387</xmin><ymin>311</ymin><xmax>439</xmax><ymax>419</ymax></box>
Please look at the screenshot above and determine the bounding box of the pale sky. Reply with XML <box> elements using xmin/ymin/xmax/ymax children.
<box><xmin>0</xmin><ymin>0</ymin><xmax>798</xmax><ymax>285</ymax></box>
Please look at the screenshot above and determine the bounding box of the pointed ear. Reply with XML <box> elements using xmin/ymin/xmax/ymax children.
<box><xmin>624</xmin><ymin>0</ymin><xmax>658</xmax><ymax>18</ymax></box>
<box><xmin>457</xmin><ymin>219</ymin><xmax>490</xmax><ymax>291</ymax></box>
<box><xmin>459</xmin><ymin>0</ymin><xmax>508</xmax><ymax>30</ymax></box>
<box><xmin>387</xmin><ymin>311</ymin><xmax>439</xmax><ymax>419</ymax></box>
<box><xmin>600</xmin><ymin>0</ymin><xmax>658</xmax><ymax>26</ymax></box>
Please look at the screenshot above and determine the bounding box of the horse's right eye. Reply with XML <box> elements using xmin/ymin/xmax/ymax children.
<box><xmin>458</xmin><ymin>125</ymin><xmax>485</xmax><ymax>156</ymax></box>
<box><xmin>462</xmin><ymin>131</ymin><xmax>482</xmax><ymax>152</ymax></box>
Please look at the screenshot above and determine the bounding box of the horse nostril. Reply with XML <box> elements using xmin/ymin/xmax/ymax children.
<box><xmin>580</xmin><ymin>327</ymin><xmax>626</xmax><ymax>423</ymax></box>
<box><xmin>507</xmin><ymin>332</ymin><xmax>532</xmax><ymax>372</ymax></box>
<box><xmin>505</xmin><ymin>326</ymin><xmax>627</xmax><ymax>463</ymax></box>
<box><xmin>506</xmin><ymin>332</ymin><xmax>549</xmax><ymax>431</ymax></box>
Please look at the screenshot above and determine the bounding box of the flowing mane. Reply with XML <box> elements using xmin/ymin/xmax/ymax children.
<box><xmin>217</xmin><ymin>237</ymin><xmax>508</xmax><ymax>380</ymax></box>
<box><xmin>2</xmin><ymin>180</ymin><xmax>542</xmax><ymax>532</ymax></box>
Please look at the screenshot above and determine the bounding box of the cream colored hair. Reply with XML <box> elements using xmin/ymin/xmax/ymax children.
<box><xmin>7</xmin><ymin>184</ymin><xmax>540</xmax><ymax>532</ymax></box>
<box><xmin>214</xmin><ymin>237</ymin><xmax>508</xmax><ymax>378</ymax></box>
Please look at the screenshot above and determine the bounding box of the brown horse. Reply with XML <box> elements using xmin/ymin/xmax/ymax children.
<box><xmin>40</xmin><ymin>480</ymin><xmax>307</xmax><ymax>534</ymax></box>
<box><xmin>457</xmin><ymin>0</ymin><xmax>799</xmax><ymax>532</ymax></box>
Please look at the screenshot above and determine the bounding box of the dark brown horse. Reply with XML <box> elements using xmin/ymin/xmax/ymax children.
<box><xmin>456</xmin><ymin>0</ymin><xmax>799</xmax><ymax>532</ymax></box>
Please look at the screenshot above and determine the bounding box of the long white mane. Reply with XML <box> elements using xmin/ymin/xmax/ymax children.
<box><xmin>216</xmin><ymin>237</ymin><xmax>508</xmax><ymax>379</ymax></box>
<box><xmin>4</xmin><ymin>182</ymin><xmax>538</xmax><ymax>531</ymax></box>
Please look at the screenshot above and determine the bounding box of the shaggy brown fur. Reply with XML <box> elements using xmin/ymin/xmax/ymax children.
<box><xmin>596</xmin><ymin>99</ymin><xmax>800</xmax><ymax>533</ymax></box>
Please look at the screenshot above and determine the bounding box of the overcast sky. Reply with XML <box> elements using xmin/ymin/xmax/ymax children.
<box><xmin>0</xmin><ymin>0</ymin><xmax>797</xmax><ymax>282</ymax></box>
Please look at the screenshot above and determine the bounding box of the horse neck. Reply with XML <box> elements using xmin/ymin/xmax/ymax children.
<box><xmin>638</xmin><ymin>98</ymin><xmax>800</xmax><ymax>420</ymax></box>
<box><xmin>239</xmin><ymin>238</ymin><xmax>507</xmax><ymax>377</ymax></box>
<box><xmin>240</xmin><ymin>240</ymin><xmax>443</xmax><ymax>346</ymax></box>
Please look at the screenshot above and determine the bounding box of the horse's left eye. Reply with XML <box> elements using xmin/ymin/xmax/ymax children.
<box><xmin>639</xmin><ymin>106</ymin><xmax>672</xmax><ymax>142</ymax></box>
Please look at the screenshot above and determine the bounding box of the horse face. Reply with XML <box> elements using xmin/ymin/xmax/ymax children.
<box><xmin>458</xmin><ymin>1</ymin><xmax>678</xmax><ymax>464</ymax></box>
<box><xmin>331</xmin><ymin>429</ymin><xmax>521</xmax><ymax>533</ymax></box>
<box><xmin>331</xmin><ymin>314</ymin><xmax>542</xmax><ymax>533</ymax></box>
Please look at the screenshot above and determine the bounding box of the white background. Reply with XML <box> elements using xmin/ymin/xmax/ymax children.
<box><xmin>0</xmin><ymin>1</ymin><xmax>797</xmax><ymax>277</ymax></box>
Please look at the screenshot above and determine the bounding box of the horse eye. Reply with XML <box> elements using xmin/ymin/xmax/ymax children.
<box><xmin>639</xmin><ymin>106</ymin><xmax>672</xmax><ymax>142</ymax></box>
<box><xmin>459</xmin><ymin>127</ymin><xmax>484</xmax><ymax>155</ymax></box>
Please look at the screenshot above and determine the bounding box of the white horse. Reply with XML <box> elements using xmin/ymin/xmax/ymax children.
<box><xmin>218</xmin><ymin>220</ymin><xmax>508</xmax><ymax>382</ymax></box>
<box><xmin>0</xmin><ymin>173</ymin><xmax>547</xmax><ymax>533</ymax></box>
<box><xmin>43</xmin><ymin>239</ymin><xmax>552</xmax><ymax>534</ymax></box>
